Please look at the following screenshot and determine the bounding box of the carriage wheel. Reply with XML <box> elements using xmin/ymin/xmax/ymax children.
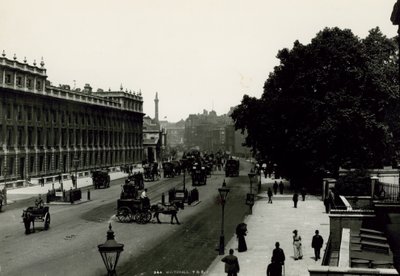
<box><xmin>117</xmin><ymin>207</ymin><xmax>132</xmax><ymax>223</ymax></box>
<box><xmin>142</xmin><ymin>211</ymin><xmax>152</xmax><ymax>224</ymax></box>
<box><xmin>44</xmin><ymin>213</ymin><xmax>51</xmax><ymax>230</ymax></box>
<box><xmin>134</xmin><ymin>212</ymin><xmax>143</xmax><ymax>224</ymax></box>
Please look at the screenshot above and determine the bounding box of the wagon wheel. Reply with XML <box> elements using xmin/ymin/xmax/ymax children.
<box><xmin>142</xmin><ymin>210</ymin><xmax>152</xmax><ymax>224</ymax></box>
<box><xmin>117</xmin><ymin>207</ymin><xmax>132</xmax><ymax>223</ymax></box>
<box><xmin>44</xmin><ymin>213</ymin><xmax>51</xmax><ymax>230</ymax></box>
<box><xmin>134</xmin><ymin>212</ymin><xmax>144</xmax><ymax>224</ymax></box>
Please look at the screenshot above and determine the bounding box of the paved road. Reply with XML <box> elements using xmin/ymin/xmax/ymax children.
<box><xmin>118</xmin><ymin>167</ymin><xmax>252</xmax><ymax>276</ymax></box>
<box><xmin>0</xmin><ymin>161</ymin><xmax>254</xmax><ymax>276</ymax></box>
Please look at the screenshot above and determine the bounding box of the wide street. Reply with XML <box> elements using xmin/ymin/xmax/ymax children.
<box><xmin>0</xmin><ymin>161</ymin><xmax>253</xmax><ymax>276</ymax></box>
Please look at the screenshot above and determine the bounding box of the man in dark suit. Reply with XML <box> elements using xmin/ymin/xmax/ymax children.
<box><xmin>267</xmin><ymin>258</ymin><xmax>282</xmax><ymax>276</ymax></box>
<box><xmin>311</xmin><ymin>230</ymin><xmax>324</xmax><ymax>260</ymax></box>
<box><xmin>221</xmin><ymin>249</ymin><xmax>240</xmax><ymax>276</ymax></box>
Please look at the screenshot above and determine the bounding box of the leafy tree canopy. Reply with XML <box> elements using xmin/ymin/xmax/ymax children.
<box><xmin>231</xmin><ymin>27</ymin><xmax>399</xmax><ymax>189</ymax></box>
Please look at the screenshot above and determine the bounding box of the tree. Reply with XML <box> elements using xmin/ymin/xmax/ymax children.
<box><xmin>231</xmin><ymin>27</ymin><xmax>399</xmax><ymax>190</ymax></box>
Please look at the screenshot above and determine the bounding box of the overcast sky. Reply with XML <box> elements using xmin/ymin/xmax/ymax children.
<box><xmin>0</xmin><ymin>1</ymin><xmax>397</xmax><ymax>122</ymax></box>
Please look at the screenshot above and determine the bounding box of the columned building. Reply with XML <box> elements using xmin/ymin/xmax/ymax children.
<box><xmin>0</xmin><ymin>53</ymin><xmax>144</xmax><ymax>188</ymax></box>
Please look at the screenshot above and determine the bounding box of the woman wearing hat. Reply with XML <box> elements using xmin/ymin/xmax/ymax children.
<box><xmin>292</xmin><ymin>230</ymin><xmax>303</xmax><ymax>260</ymax></box>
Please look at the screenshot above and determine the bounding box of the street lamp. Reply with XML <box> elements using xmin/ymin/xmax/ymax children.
<box><xmin>98</xmin><ymin>223</ymin><xmax>124</xmax><ymax>276</ymax></box>
<box><xmin>248</xmin><ymin>171</ymin><xmax>256</xmax><ymax>194</ymax></box>
<box><xmin>218</xmin><ymin>179</ymin><xmax>230</xmax><ymax>255</ymax></box>
<box><xmin>247</xmin><ymin>171</ymin><xmax>257</xmax><ymax>215</ymax></box>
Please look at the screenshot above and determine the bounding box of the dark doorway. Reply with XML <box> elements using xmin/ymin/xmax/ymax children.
<box><xmin>63</xmin><ymin>155</ymin><xmax>67</xmax><ymax>173</ymax></box>
<box><xmin>19</xmin><ymin>157</ymin><xmax>25</xmax><ymax>179</ymax></box>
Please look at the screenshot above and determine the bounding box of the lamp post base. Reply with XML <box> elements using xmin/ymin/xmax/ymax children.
<box><xmin>218</xmin><ymin>235</ymin><xmax>225</xmax><ymax>255</ymax></box>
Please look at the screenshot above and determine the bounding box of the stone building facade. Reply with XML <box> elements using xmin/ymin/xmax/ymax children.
<box><xmin>0</xmin><ymin>53</ymin><xmax>144</xmax><ymax>188</ymax></box>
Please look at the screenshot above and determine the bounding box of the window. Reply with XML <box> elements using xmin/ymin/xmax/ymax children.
<box><xmin>26</xmin><ymin>106</ymin><xmax>32</xmax><ymax>121</ymax></box>
<box><xmin>8</xmin><ymin>157</ymin><xmax>14</xmax><ymax>175</ymax></box>
<box><xmin>6</xmin><ymin>104</ymin><xmax>11</xmax><ymax>119</ymax></box>
<box><xmin>17</xmin><ymin>106</ymin><xmax>22</xmax><ymax>120</ymax></box>
<box><xmin>61</xmin><ymin>129</ymin><xmax>66</xmax><ymax>147</ymax></box>
<box><xmin>37</xmin><ymin>128</ymin><xmax>43</xmax><ymax>146</ymax></box>
<box><xmin>36</xmin><ymin>108</ymin><xmax>41</xmax><ymax>121</ymax></box>
<box><xmin>53</xmin><ymin>128</ymin><xmax>59</xmax><ymax>146</ymax></box>
<box><xmin>28</xmin><ymin>127</ymin><xmax>33</xmax><ymax>146</ymax></box>
<box><xmin>27</xmin><ymin>79</ymin><xmax>32</xmax><ymax>89</ymax></box>
<box><xmin>36</xmin><ymin>80</ymin><xmax>41</xmax><ymax>90</ymax></box>
<box><xmin>55</xmin><ymin>155</ymin><xmax>59</xmax><ymax>170</ymax></box>
<box><xmin>47</xmin><ymin>155</ymin><xmax>51</xmax><ymax>172</ymax></box>
<box><xmin>16</xmin><ymin>76</ymin><xmax>22</xmax><ymax>86</ymax></box>
<box><xmin>5</xmin><ymin>74</ymin><xmax>11</xmax><ymax>84</ymax></box>
<box><xmin>29</xmin><ymin>156</ymin><xmax>35</xmax><ymax>173</ymax></box>
<box><xmin>46</xmin><ymin>128</ymin><xmax>52</xmax><ymax>147</ymax></box>
<box><xmin>7</xmin><ymin>127</ymin><xmax>13</xmax><ymax>147</ymax></box>
<box><xmin>17</xmin><ymin>128</ymin><xmax>24</xmax><ymax>146</ymax></box>
<box><xmin>39</xmin><ymin>155</ymin><xmax>44</xmax><ymax>172</ymax></box>
<box><xmin>69</xmin><ymin>129</ymin><xmax>74</xmax><ymax>146</ymax></box>
<box><xmin>76</xmin><ymin>130</ymin><xmax>80</xmax><ymax>146</ymax></box>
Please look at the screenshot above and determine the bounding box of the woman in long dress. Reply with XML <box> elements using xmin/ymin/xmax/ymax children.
<box><xmin>236</xmin><ymin>223</ymin><xmax>247</xmax><ymax>252</ymax></box>
<box><xmin>293</xmin><ymin>229</ymin><xmax>303</xmax><ymax>260</ymax></box>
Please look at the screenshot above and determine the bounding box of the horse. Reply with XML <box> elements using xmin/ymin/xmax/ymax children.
<box><xmin>22</xmin><ymin>209</ymin><xmax>36</xmax><ymax>234</ymax></box>
<box><xmin>150</xmin><ymin>201</ymin><xmax>184</xmax><ymax>224</ymax></box>
<box><xmin>21</xmin><ymin>207</ymin><xmax>50</xmax><ymax>234</ymax></box>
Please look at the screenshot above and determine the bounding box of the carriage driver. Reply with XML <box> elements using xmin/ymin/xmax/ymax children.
<box><xmin>140</xmin><ymin>189</ymin><xmax>150</xmax><ymax>209</ymax></box>
<box><xmin>35</xmin><ymin>194</ymin><xmax>44</xmax><ymax>208</ymax></box>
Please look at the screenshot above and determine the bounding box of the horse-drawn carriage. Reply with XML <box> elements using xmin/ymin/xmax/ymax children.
<box><xmin>171</xmin><ymin>160</ymin><xmax>182</xmax><ymax>175</ymax></box>
<box><xmin>126</xmin><ymin>172</ymin><xmax>144</xmax><ymax>190</ymax></box>
<box><xmin>191</xmin><ymin>162</ymin><xmax>207</xmax><ymax>186</ymax></box>
<box><xmin>117</xmin><ymin>179</ymin><xmax>152</xmax><ymax>223</ymax></box>
<box><xmin>143</xmin><ymin>163</ymin><xmax>159</xmax><ymax>181</ymax></box>
<box><xmin>22</xmin><ymin>206</ymin><xmax>50</xmax><ymax>234</ymax></box>
<box><xmin>162</xmin><ymin>161</ymin><xmax>175</xmax><ymax>178</ymax></box>
<box><xmin>116</xmin><ymin>198</ymin><xmax>152</xmax><ymax>224</ymax></box>
<box><xmin>225</xmin><ymin>159</ymin><xmax>240</xmax><ymax>177</ymax></box>
<box><xmin>92</xmin><ymin>169</ymin><xmax>110</xmax><ymax>189</ymax></box>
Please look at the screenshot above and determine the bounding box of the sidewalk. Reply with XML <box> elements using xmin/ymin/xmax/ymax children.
<box><xmin>206</xmin><ymin>177</ymin><xmax>330</xmax><ymax>276</ymax></box>
<box><xmin>5</xmin><ymin>170</ymin><xmax>132</xmax><ymax>203</ymax></box>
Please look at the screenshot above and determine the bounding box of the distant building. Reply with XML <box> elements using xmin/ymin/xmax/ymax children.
<box><xmin>184</xmin><ymin>110</ymin><xmax>231</xmax><ymax>152</ymax></box>
<box><xmin>0</xmin><ymin>53</ymin><xmax>144</xmax><ymax>188</ymax></box>
<box><xmin>160</xmin><ymin>120</ymin><xmax>185</xmax><ymax>148</ymax></box>
<box><xmin>142</xmin><ymin>93</ymin><xmax>167</xmax><ymax>162</ymax></box>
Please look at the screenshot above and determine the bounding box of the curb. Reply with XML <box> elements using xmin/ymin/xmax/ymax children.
<box><xmin>47</xmin><ymin>200</ymin><xmax>92</xmax><ymax>206</ymax></box>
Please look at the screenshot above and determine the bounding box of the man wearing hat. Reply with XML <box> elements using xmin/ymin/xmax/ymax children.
<box><xmin>292</xmin><ymin>230</ymin><xmax>303</xmax><ymax>260</ymax></box>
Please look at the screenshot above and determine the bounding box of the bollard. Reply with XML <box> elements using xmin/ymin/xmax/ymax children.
<box><xmin>87</xmin><ymin>189</ymin><xmax>91</xmax><ymax>201</ymax></box>
<box><xmin>161</xmin><ymin>192</ymin><xmax>165</xmax><ymax>205</ymax></box>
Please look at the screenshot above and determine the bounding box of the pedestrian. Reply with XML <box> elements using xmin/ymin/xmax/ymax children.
<box><xmin>35</xmin><ymin>194</ymin><xmax>44</xmax><ymax>208</ymax></box>
<box><xmin>279</xmin><ymin>181</ymin><xmax>284</xmax><ymax>194</ymax></box>
<box><xmin>266</xmin><ymin>257</ymin><xmax>282</xmax><ymax>276</ymax></box>
<box><xmin>301</xmin><ymin>187</ymin><xmax>306</xmax><ymax>201</ymax></box>
<box><xmin>311</xmin><ymin>230</ymin><xmax>324</xmax><ymax>261</ymax></box>
<box><xmin>273</xmin><ymin>181</ymin><xmax>278</xmax><ymax>195</ymax></box>
<box><xmin>221</xmin><ymin>249</ymin><xmax>240</xmax><ymax>276</ymax></box>
<box><xmin>272</xmin><ymin>242</ymin><xmax>285</xmax><ymax>272</ymax></box>
<box><xmin>236</xmin><ymin>223</ymin><xmax>247</xmax><ymax>252</ymax></box>
<box><xmin>292</xmin><ymin>192</ymin><xmax>299</xmax><ymax>208</ymax></box>
<box><xmin>292</xmin><ymin>230</ymin><xmax>303</xmax><ymax>260</ymax></box>
<box><xmin>41</xmin><ymin>177</ymin><xmax>44</xmax><ymax>187</ymax></box>
<box><xmin>267</xmin><ymin>188</ymin><xmax>273</xmax><ymax>203</ymax></box>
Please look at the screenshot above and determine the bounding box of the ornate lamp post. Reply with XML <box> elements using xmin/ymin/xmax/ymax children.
<box><xmin>218</xmin><ymin>179</ymin><xmax>230</xmax><ymax>255</ymax></box>
<box><xmin>247</xmin><ymin>171</ymin><xmax>256</xmax><ymax>214</ymax></box>
<box><xmin>98</xmin><ymin>223</ymin><xmax>124</xmax><ymax>276</ymax></box>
